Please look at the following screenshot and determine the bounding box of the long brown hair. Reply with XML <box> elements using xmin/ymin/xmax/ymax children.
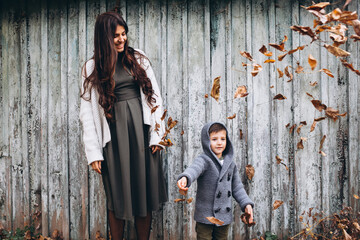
<box><xmin>81</xmin><ymin>12</ymin><xmax>156</xmax><ymax>119</ymax></box>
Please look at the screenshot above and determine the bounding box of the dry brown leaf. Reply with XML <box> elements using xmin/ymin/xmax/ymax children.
<box><xmin>179</xmin><ymin>188</ymin><xmax>188</xmax><ymax>196</ymax></box>
<box><xmin>211</xmin><ymin>76</ymin><xmax>221</xmax><ymax>102</ymax></box>
<box><xmin>205</xmin><ymin>94</ymin><xmax>209</xmax><ymax>98</ymax></box>
<box><xmin>300</xmin><ymin>121</ymin><xmax>307</xmax><ymax>125</ymax></box>
<box><xmin>297</xmin><ymin>138</ymin><xmax>304</xmax><ymax>149</ymax></box>
<box><xmin>276</xmin><ymin>155</ymin><xmax>283</xmax><ymax>164</ymax></box>
<box><xmin>315</xmin><ymin>117</ymin><xmax>326</xmax><ymax>122</ymax></box>
<box><xmin>342</xmin><ymin>229</ymin><xmax>352</xmax><ymax>240</ymax></box>
<box><xmin>269</xmin><ymin>42</ymin><xmax>286</xmax><ymax>52</ymax></box>
<box><xmin>167</xmin><ymin>117</ymin><xmax>178</xmax><ymax>129</ymax></box>
<box><xmin>270</xmin><ymin>85</ymin><xmax>274</xmax><ymax>89</ymax></box>
<box><xmin>278</xmin><ymin>53</ymin><xmax>287</xmax><ymax>61</ymax></box>
<box><xmin>285</xmin><ymin>123</ymin><xmax>290</xmax><ymax>128</ymax></box>
<box><xmin>308</xmin><ymin>54</ymin><xmax>317</xmax><ymax>71</ymax></box>
<box><xmin>343</xmin><ymin>0</ymin><xmax>353</xmax><ymax>9</ymax></box>
<box><xmin>311</xmin><ymin>100</ymin><xmax>327</xmax><ymax>112</ymax></box>
<box><xmin>159</xmin><ymin>139</ymin><xmax>173</xmax><ymax>147</ymax></box>
<box><xmin>295</xmin><ymin>65</ymin><xmax>304</xmax><ymax>74</ymax></box>
<box><xmin>284</xmin><ymin>66</ymin><xmax>293</xmax><ymax>81</ymax></box>
<box><xmin>350</xmin><ymin>34</ymin><xmax>360</xmax><ymax>42</ymax></box>
<box><xmin>306</xmin><ymin>92</ymin><xmax>314</xmax><ymax>99</ymax></box>
<box><xmin>242</xmin><ymin>62</ymin><xmax>250</xmax><ymax>67</ymax></box>
<box><xmin>174</xmin><ymin>198</ymin><xmax>186</xmax><ymax>203</ymax></box>
<box><xmin>264</xmin><ymin>59</ymin><xmax>276</xmax><ymax>63</ymax></box>
<box><xmin>310</xmin><ymin>121</ymin><xmax>317</xmax><ymax>132</ymax></box>
<box><xmin>273</xmin><ymin>200</ymin><xmax>284</xmax><ymax>210</ymax></box>
<box><xmin>320</xmin><ymin>150</ymin><xmax>327</xmax><ymax>156</ymax></box>
<box><xmin>296</xmin><ymin>124</ymin><xmax>304</xmax><ymax>134</ymax></box>
<box><xmin>227</xmin><ymin>114</ymin><xmax>236</xmax><ymax>120</ymax></box>
<box><xmin>154</xmin><ymin>122</ymin><xmax>160</xmax><ymax>133</ymax></box>
<box><xmin>246</xmin><ymin>165</ymin><xmax>255</xmax><ymax>181</ymax></box>
<box><xmin>324</xmin><ymin>44</ymin><xmax>350</xmax><ymax>57</ymax></box>
<box><xmin>310</xmin><ymin>81</ymin><xmax>318</xmax><ymax>86</ymax></box>
<box><xmin>290</xmin><ymin>25</ymin><xmax>317</xmax><ymax>41</ymax></box>
<box><xmin>273</xmin><ymin>94</ymin><xmax>287</xmax><ymax>100</ymax></box>
<box><xmin>206</xmin><ymin>216</ymin><xmax>224</xmax><ymax>226</ymax></box>
<box><xmin>338</xmin><ymin>10</ymin><xmax>358</xmax><ymax>23</ymax></box>
<box><xmin>234</xmin><ymin>85</ymin><xmax>248</xmax><ymax>98</ymax></box>
<box><xmin>239</xmin><ymin>129</ymin><xmax>243</xmax><ymax>140</ymax></box>
<box><xmin>325</xmin><ymin>107</ymin><xmax>347</xmax><ymax>121</ymax></box>
<box><xmin>186</xmin><ymin>198</ymin><xmax>193</xmax><ymax>204</ymax></box>
<box><xmin>341</xmin><ymin>59</ymin><xmax>360</xmax><ymax>76</ymax></box>
<box><xmin>96</xmin><ymin>231</ymin><xmax>106</xmax><ymax>240</ymax></box>
<box><xmin>251</xmin><ymin>64</ymin><xmax>263</xmax><ymax>77</ymax></box>
<box><xmin>151</xmin><ymin>105</ymin><xmax>159</xmax><ymax>114</ymax></box>
<box><xmin>352</xmin><ymin>20</ymin><xmax>360</xmax><ymax>35</ymax></box>
<box><xmin>304</xmin><ymin>2</ymin><xmax>330</xmax><ymax>11</ymax></box>
<box><xmin>354</xmin><ymin>194</ymin><xmax>360</xmax><ymax>199</ymax></box>
<box><xmin>282</xmin><ymin>35</ymin><xmax>288</xmax><ymax>43</ymax></box>
<box><xmin>240</xmin><ymin>212</ymin><xmax>256</xmax><ymax>227</ymax></box>
<box><xmin>161</xmin><ymin>109</ymin><xmax>167</xmax><ymax>121</ymax></box>
<box><xmin>259</xmin><ymin>45</ymin><xmax>273</xmax><ymax>56</ymax></box>
<box><xmin>319</xmin><ymin>135</ymin><xmax>326</xmax><ymax>151</ymax></box>
<box><xmin>240</xmin><ymin>51</ymin><xmax>254</xmax><ymax>61</ymax></box>
<box><xmin>311</xmin><ymin>117</ymin><xmax>326</xmax><ymax>132</ymax></box>
<box><xmin>289</xmin><ymin>124</ymin><xmax>297</xmax><ymax>134</ymax></box>
<box><xmin>181</xmin><ymin>130</ymin><xmax>184</xmax><ymax>135</ymax></box>
<box><xmin>353</xmin><ymin>222</ymin><xmax>360</xmax><ymax>231</ymax></box>
<box><xmin>320</xmin><ymin>68</ymin><xmax>334</xmax><ymax>78</ymax></box>
<box><xmin>277</xmin><ymin>68</ymin><xmax>284</xmax><ymax>78</ymax></box>
<box><xmin>288</xmin><ymin>45</ymin><xmax>306</xmax><ymax>55</ymax></box>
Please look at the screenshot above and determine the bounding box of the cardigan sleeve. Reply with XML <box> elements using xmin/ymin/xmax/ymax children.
<box><xmin>79</xmin><ymin>60</ymin><xmax>104</xmax><ymax>165</ymax></box>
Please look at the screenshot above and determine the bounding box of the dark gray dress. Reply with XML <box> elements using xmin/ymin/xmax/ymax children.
<box><xmin>102</xmin><ymin>55</ymin><xmax>167</xmax><ymax>220</ymax></box>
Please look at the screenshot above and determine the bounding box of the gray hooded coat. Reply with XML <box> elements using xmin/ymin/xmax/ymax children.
<box><xmin>177</xmin><ymin>122</ymin><xmax>254</xmax><ymax>226</ymax></box>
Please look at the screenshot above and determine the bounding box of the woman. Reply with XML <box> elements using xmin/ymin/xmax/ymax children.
<box><xmin>80</xmin><ymin>12</ymin><xmax>167</xmax><ymax>240</ymax></box>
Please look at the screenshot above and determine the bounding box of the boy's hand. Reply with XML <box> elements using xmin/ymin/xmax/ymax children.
<box><xmin>245</xmin><ymin>205</ymin><xmax>254</xmax><ymax>224</ymax></box>
<box><xmin>177</xmin><ymin>177</ymin><xmax>188</xmax><ymax>190</ymax></box>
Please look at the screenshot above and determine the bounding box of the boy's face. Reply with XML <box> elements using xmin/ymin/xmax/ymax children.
<box><xmin>209</xmin><ymin>130</ymin><xmax>227</xmax><ymax>158</ymax></box>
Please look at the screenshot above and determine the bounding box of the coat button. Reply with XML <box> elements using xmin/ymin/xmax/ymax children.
<box><xmin>226</xmin><ymin>207</ymin><xmax>231</xmax><ymax>212</ymax></box>
<box><xmin>227</xmin><ymin>173</ymin><xmax>231</xmax><ymax>181</ymax></box>
<box><xmin>215</xmin><ymin>208</ymin><xmax>221</xmax><ymax>213</ymax></box>
<box><xmin>216</xmin><ymin>191</ymin><xmax>222</xmax><ymax>198</ymax></box>
<box><xmin>228</xmin><ymin>191</ymin><xmax>231</xmax><ymax>197</ymax></box>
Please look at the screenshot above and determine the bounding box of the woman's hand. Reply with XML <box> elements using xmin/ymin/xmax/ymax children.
<box><xmin>151</xmin><ymin>145</ymin><xmax>162</xmax><ymax>154</ymax></box>
<box><xmin>245</xmin><ymin>205</ymin><xmax>254</xmax><ymax>224</ymax></box>
<box><xmin>177</xmin><ymin>177</ymin><xmax>188</xmax><ymax>191</ymax></box>
<box><xmin>90</xmin><ymin>160</ymin><xmax>102</xmax><ymax>174</ymax></box>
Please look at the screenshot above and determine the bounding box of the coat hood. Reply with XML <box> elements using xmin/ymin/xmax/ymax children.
<box><xmin>201</xmin><ymin>122</ymin><xmax>234</xmax><ymax>164</ymax></box>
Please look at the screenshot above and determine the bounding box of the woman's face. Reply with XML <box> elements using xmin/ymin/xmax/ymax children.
<box><xmin>114</xmin><ymin>25</ymin><xmax>127</xmax><ymax>53</ymax></box>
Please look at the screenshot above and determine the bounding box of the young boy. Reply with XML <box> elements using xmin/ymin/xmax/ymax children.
<box><xmin>177</xmin><ymin>122</ymin><xmax>254</xmax><ymax>239</ymax></box>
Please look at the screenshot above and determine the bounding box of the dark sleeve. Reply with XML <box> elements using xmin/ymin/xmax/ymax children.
<box><xmin>231</xmin><ymin>164</ymin><xmax>254</xmax><ymax>212</ymax></box>
<box><xmin>177</xmin><ymin>156</ymin><xmax>207</xmax><ymax>187</ymax></box>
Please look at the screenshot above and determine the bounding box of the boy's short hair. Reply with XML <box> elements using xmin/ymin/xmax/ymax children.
<box><xmin>209</xmin><ymin>123</ymin><xmax>227</xmax><ymax>135</ymax></box>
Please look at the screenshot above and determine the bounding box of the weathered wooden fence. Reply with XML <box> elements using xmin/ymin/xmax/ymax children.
<box><xmin>0</xmin><ymin>0</ymin><xmax>359</xmax><ymax>239</ymax></box>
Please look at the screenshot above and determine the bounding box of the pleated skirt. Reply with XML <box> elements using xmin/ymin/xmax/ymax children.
<box><xmin>102</xmin><ymin>96</ymin><xmax>168</xmax><ymax>220</ymax></box>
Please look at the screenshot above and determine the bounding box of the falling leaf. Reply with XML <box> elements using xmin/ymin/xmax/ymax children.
<box><xmin>167</xmin><ymin>117</ymin><xmax>178</xmax><ymax>129</ymax></box>
<box><xmin>251</xmin><ymin>64</ymin><xmax>263</xmax><ymax>77</ymax></box>
<box><xmin>270</xmin><ymin>85</ymin><xmax>274</xmax><ymax>89</ymax></box>
<box><xmin>296</xmin><ymin>124</ymin><xmax>304</xmax><ymax>134</ymax></box>
<box><xmin>354</xmin><ymin>194</ymin><xmax>360</xmax><ymax>199</ymax></box>
<box><xmin>264</xmin><ymin>59</ymin><xmax>276</xmax><ymax>63</ymax></box>
<box><xmin>211</xmin><ymin>76</ymin><xmax>221</xmax><ymax>102</ymax></box>
<box><xmin>319</xmin><ymin>135</ymin><xmax>326</xmax><ymax>151</ymax></box>
<box><xmin>297</xmin><ymin>138</ymin><xmax>304</xmax><ymax>149</ymax></box>
<box><xmin>342</xmin><ymin>229</ymin><xmax>352</xmax><ymax>240</ymax></box>
<box><xmin>343</xmin><ymin>0</ymin><xmax>353</xmax><ymax>9</ymax></box>
<box><xmin>284</xmin><ymin>66</ymin><xmax>293</xmax><ymax>81</ymax></box>
<box><xmin>288</xmin><ymin>45</ymin><xmax>306</xmax><ymax>55</ymax></box>
<box><xmin>324</xmin><ymin>44</ymin><xmax>350</xmax><ymax>57</ymax></box>
<box><xmin>289</xmin><ymin>124</ymin><xmax>297</xmax><ymax>134</ymax></box>
<box><xmin>320</xmin><ymin>68</ymin><xmax>334</xmax><ymax>78</ymax></box>
<box><xmin>273</xmin><ymin>94</ymin><xmax>287</xmax><ymax>100</ymax></box>
<box><xmin>295</xmin><ymin>65</ymin><xmax>304</xmax><ymax>74</ymax></box>
<box><xmin>290</xmin><ymin>25</ymin><xmax>317</xmax><ymax>41</ymax></box>
<box><xmin>242</xmin><ymin>62</ymin><xmax>250</xmax><ymax>67</ymax></box>
<box><xmin>311</xmin><ymin>100</ymin><xmax>327</xmax><ymax>112</ymax></box>
<box><xmin>350</xmin><ymin>34</ymin><xmax>360</xmax><ymax>42</ymax></box>
<box><xmin>325</xmin><ymin>107</ymin><xmax>347</xmax><ymax>121</ymax></box>
<box><xmin>273</xmin><ymin>200</ymin><xmax>284</xmax><ymax>210</ymax></box>
<box><xmin>310</xmin><ymin>81</ymin><xmax>318</xmax><ymax>86</ymax></box>
<box><xmin>179</xmin><ymin>188</ymin><xmax>188</xmax><ymax>196</ymax></box>
<box><xmin>246</xmin><ymin>165</ymin><xmax>255</xmax><ymax>181</ymax></box>
<box><xmin>234</xmin><ymin>85</ymin><xmax>249</xmax><ymax>98</ymax></box>
<box><xmin>353</xmin><ymin>222</ymin><xmax>360</xmax><ymax>231</ymax></box>
<box><xmin>299</xmin><ymin>216</ymin><xmax>303</xmax><ymax>222</ymax></box>
<box><xmin>151</xmin><ymin>105</ymin><xmax>159</xmax><ymax>114</ymax></box>
<box><xmin>154</xmin><ymin>122</ymin><xmax>160</xmax><ymax>134</ymax></box>
<box><xmin>240</xmin><ymin>212</ymin><xmax>256</xmax><ymax>227</ymax></box>
<box><xmin>259</xmin><ymin>45</ymin><xmax>273</xmax><ymax>56</ymax></box>
<box><xmin>304</xmin><ymin>2</ymin><xmax>330</xmax><ymax>11</ymax></box>
<box><xmin>181</xmin><ymin>130</ymin><xmax>184</xmax><ymax>135</ymax></box>
<box><xmin>320</xmin><ymin>151</ymin><xmax>327</xmax><ymax>156</ymax></box>
<box><xmin>282</xmin><ymin>35</ymin><xmax>288</xmax><ymax>43</ymax></box>
<box><xmin>240</xmin><ymin>51</ymin><xmax>254</xmax><ymax>61</ymax></box>
<box><xmin>174</xmin><ymin>198</ymin><xmax>186</xmax><ymax>203</ymax></box>
<box><xmin>275</xmin><ymin>156</ymin><xmax>283</xmax><ymax>164</ymax></box>
<box><xmin>269</xmin><ymin>42</ymin><xmax>286</xmax><ymax>52</ymax></box>
<box><xmin>159</xmin><ymin>139</ymin><xmax>173</xmax><ymax>147</ymax></box>
<box><xmin>306</xmin><ymin>92</ymin><xmax>314</xmax><ymax>99</ymax></box>
<box><xmin>227</xmin><ymin>114</ymin><xmax>236</xmax><ymax>119</ymax></box>
<box><xmin>206</xmin><ymin>217</ymin><xmax>224</xmax><ymax>226</ymax></box>
<box><xmin>161</xmin><ymin>109</ymin><xmax>168</xmax><ymax>121</ymax></box>
<box><xmin>239</xmin><ymin>129</ymin><xmax>243</xmax><ymax>140</ymax></box>
<box><xmin>300</xmin><ymin>121</ymin><xmax>307</xmax><ymax>125</ymax></box>
<box><xmin>278</xmin><ymin>53</ymin><xmax>287</xmax><ymax>61</ymax></box>
<box><xmin>277</xmin><ymin>68</ymin><xmax>284</xmax><ymax>78</ymax></box>
<box><xmin>308</xmin><ymin>54</ymin><xmax>317</xmax><ymax>70</ymax></box>
<box><xmin>285</xmin><ymin>123</ymin><xmax>290</xmax><ymax>128</ymax></box>
<box><xmin>310</xmin><ymin>117</ymin><xmax>326</xmax><ymax>132</ymax></box>
<box><xmin>341</xmin><ymin>59</ymin><xmax>360</xmax><ymax>76</ymax></box>
<box><xmin>204</xmin><ymin>94</ymin><xmax>209</xmax><ymax>98</ymax></box>
<box><xmin>186</xmin><ymin>198</ymin><xmax>193</xmax><ymax>204</ymax></box>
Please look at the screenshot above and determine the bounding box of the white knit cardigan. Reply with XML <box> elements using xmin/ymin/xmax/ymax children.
<box><xmin>79</xmin><ymin>49</ymin><xmax>165</xmax><ymax>165</ymax></box>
